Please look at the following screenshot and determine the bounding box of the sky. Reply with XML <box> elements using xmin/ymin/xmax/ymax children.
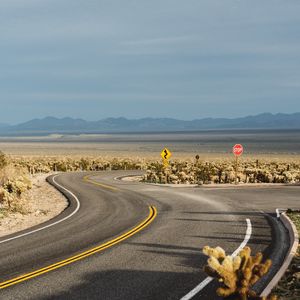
<box><xmin>1</xmin><ymin>0</ymin><xmax>300</xmax><ymax>124</ymax></box>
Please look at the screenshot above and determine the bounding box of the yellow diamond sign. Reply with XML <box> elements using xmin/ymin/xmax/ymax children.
<box><xmin>161</xmin><ymin>148</ymin><xmax>172</xmax><ymax>160</ymax></box>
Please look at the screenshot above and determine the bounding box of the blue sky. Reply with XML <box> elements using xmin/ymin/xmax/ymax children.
<box><xmin>1</xmin><ymin>0</ymin><xmax>300</xmax><ymax>124</ymax></box>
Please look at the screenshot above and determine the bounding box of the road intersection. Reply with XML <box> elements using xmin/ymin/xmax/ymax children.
<box><xmin>0</xmin><ymin>171</ymin><xmax>298</xmax><ymax>299</ymax></box>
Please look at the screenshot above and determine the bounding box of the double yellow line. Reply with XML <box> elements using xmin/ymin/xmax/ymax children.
<box><xmin>0</xmin><ymin>203</ymin><xmax>157</xmax><ymax>289</ymax></box>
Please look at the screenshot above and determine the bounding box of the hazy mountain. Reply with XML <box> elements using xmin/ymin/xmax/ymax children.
<box><xmin>1</xmin><ymin>113</ymin><xmax>300</xmax><ymax>136</ymax></box>
<box><xmin>13</xmin><ymin>117</ymin><xmax>89</xmax><ymax>131</ymax></box>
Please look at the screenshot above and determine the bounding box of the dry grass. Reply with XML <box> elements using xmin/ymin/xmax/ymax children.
<box><xmin>0</xmin><ymin>153</ymin><xmax>32</xmax><ymax>213</ymax></box>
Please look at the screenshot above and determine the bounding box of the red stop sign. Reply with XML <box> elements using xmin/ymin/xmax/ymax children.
<box><xmin>233</xmin><ymin>144</ymin><xmax>244</xmax><ymax>156</ymax></box>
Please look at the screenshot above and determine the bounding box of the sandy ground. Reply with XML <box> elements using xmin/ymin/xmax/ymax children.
<box><xmin>0</xmin><ymin>174</ymin><xmax>68</xmax><ymax>238</ymax></box>
<box><xmin>1</xmin><ymin>140</ymin><xmax>300</xmax><ymax>161</ymax></box>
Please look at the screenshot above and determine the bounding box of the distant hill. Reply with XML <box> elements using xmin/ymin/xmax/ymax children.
<box><xmin>1</xmin><ymin>113</ymin><xmax>300</xmax><ymax>136</ymax></box>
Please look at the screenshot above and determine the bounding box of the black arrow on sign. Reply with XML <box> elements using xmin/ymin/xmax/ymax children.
<box><xmin>164</xmin><ymin>149</ymin><xmax>168</xmax><ymax>159</ymax></box>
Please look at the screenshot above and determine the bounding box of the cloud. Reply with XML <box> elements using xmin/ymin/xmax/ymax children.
<box><xmin>0</xmin><ymin>0</ymin><xmax>300</xmax><ymax>123</ymax></box>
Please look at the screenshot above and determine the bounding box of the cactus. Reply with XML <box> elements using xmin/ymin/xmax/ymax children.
<box><xmin>202</xmin><ymin>246</ymin><xmax>277</xmax><ymax>300</ymax></box>
<box><xmin>142</xmin><ymin>159</ymin><xmax>300</xmax><ymax>185</ymax></box>
<box><xmin>6</xmin><ymin>156</ymin><xmax>300</xmax><ymax>185</ymax></box>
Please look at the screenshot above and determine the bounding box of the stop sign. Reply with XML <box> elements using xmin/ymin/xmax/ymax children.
<box><xmin>233</xmin><ymin>144</ymin><xmax>244</xmax><ymax>156</ymax></box>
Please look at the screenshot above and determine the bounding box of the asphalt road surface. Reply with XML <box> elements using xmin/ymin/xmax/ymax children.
<box><xmin>0</xmin><ymin>171</ymin><xmax>299</xmax><ymax>300</ymax></box>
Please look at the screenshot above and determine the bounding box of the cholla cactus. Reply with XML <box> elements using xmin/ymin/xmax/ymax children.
<box><xmin>142</xmin><ymin>159</ymin><xmax>300</xmax><ymax>185</ymax></box>
<box><xmin>203</xmin><ymin>246</ymin><xmax>277</xmax><ymax>300</ymax></box>
<box><xmin>8</xmin><ymin>156</ymin><xmax>300</xmax><ymax>185</ymax></box>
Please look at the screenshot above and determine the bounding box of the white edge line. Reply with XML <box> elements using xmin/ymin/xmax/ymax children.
<box><xmin>180</xmin><ymin>218</ymin><xmax>252</xmax><ymax>300</ymax></box>
<box><xmin>0</xmin><ymin>174</ymin><xmax>81</xmax><ymax>245</ymax></box>
<box><xmin>260</xmin><ymin>212</ymin><xmax>299</xmax><ymax>296</ymax></box>
<box><xmin>276</xmin><ymin>208</ymin><xmax>287</xmax><ymax>219</ymax></box>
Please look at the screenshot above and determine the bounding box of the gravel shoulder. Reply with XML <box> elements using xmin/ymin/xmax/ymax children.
<box><xmin>0</xmin><ymin>173</ymin><xmax>68</xmax><ymax>237</ymax></box>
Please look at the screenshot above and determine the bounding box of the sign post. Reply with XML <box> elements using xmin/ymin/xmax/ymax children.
<box><xmin>161</xmin><ymin>148</ymin><xmax>172</xmax><ymax>184</ymax></box>
<box><xmin>161</xmin><ymin>148</ymin><xmax>172</xmax><ymax>167</ymax></box>
<box><xmin>232</xmin><ymin>144</ymin><xmax>243</xmax><ymax>185</ymax></box>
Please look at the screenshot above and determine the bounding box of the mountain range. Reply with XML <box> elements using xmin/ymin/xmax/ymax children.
<box><xmin>1</xmin><ymin>113</ymin><xmax>300</xmax><ymax>136</ymax></box>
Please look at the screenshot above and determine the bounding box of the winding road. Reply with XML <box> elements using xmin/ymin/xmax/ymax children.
<box><xmin>0</xmin><ymin>171</ymin><xmax>299</xmax><ymax>300</ymax></box>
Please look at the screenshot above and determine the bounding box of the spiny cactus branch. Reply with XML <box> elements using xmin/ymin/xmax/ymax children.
<box><xmin>202</xmin><ymin>246</ymin><xmax>277</xmax><ymax>300</ymax></box>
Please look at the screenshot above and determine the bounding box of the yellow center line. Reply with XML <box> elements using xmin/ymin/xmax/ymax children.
<box><xmin>83</xmin><ymin>175</ymin><xmax>119</xmax><ymax>191</ymax></box>
<box><xmin>0</xmin><ymin>206</ymin><xmax>157</xmax><ymax>289</ymax></box>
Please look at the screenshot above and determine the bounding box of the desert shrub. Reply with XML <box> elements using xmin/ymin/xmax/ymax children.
<box><xmin>0</xmin><ymin>151</ymin><xmax>8</xmax><ymax>169</ymax></box>
<box><xmin>0</xmin><ymin>165</ymin><xmax>31</xmax><ymax>213</ymax></box>
<box><xmin>195</xmin><ymin>162</ymin><xmax>213</xmax><ymax>184</ymax></box>
<box><xmin>142</xmin><ymin>159</ymin><xmax>300</xmax><ymax>185</ymax></box>
<box><xmin>7</xmin><ymin>155</ymin><xmax>300</xmax><ymax>185</ymax></box>
<box><xmin>11</xmin><ymin>156</ymin><xmax>147</xmax><ymax>174</ymax></box>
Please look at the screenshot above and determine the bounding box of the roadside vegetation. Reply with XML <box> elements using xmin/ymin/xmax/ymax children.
<box><xmin>8</xmin><ymin>156</ymin><xmax>300</xmax><ymax>185</ymax></box>
<box><xmin>273</xmin><ymin>210</ymin><xmax>300</xmax><ymax>299</ymax></box>
<box><xmin>203</xmin><ymin>245</ymin><xmax>277</xmax><ymax>299</ymax></box>
<box><xmin>143</xmin><ymin>159</ymin><xmax>300</xmax><ymax>185</ymax></box>
<box><xmin>1</xmin><ymin>153</ymin><xmax>299</xmax><ymax>212</ymax></box>
<box><xmin>11</xmin><ymin>156</ymin><xmax>146</xmax><ymax>173</ymax></box>
<box><xmin>0</xmin><ymin>151</ymin><xmax>32</xmax><ymax>214</ymax></box>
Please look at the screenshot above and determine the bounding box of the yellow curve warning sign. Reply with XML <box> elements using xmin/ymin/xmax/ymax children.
<box><xmin>161</xmin><ymin>148</ymin><xmax>172</xmax><ymax>160</ymax></box>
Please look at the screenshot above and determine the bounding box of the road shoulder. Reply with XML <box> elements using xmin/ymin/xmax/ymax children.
<box><xmin>0</xmin><ymin>173</ymin><xmax>68</xmax><ymax>238</ymax></box>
